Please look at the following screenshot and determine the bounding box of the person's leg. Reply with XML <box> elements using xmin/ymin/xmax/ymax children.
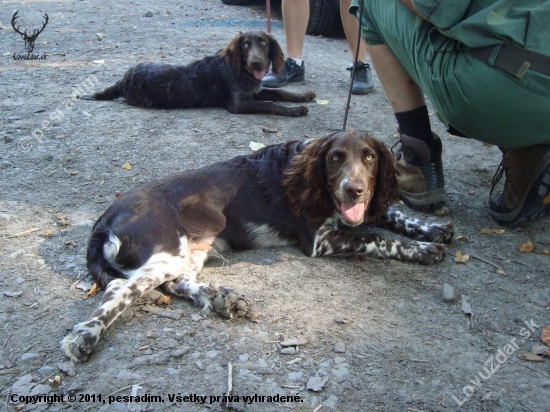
<box><xmin>262</xmin><ymin>0</ymin><xmax>309</xmax><ymax>88</ymax></box>
<box><xmin>340</xmin><ymin>0</ymin><xmax>366</xmax><ymax>64</ymax></box>
<box><xmin>340</xmin><ymin>0</ymin><xmax>373</xmax><ymax>94</ymax></box>
<box><xmin>283</xmin><ymin>0</ymin><xmax>309</xmax><ymax>60</ymax></box>
<box><xmin>351</xmin><ymin>0</ymin><xmax>550</xmax><ymax>222</ymax></box>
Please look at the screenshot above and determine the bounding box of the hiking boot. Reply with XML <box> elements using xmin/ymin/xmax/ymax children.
<box><xmin>261</xmin><ymin>58</ymin><xmax>305</xmax><ymax>88</ymax></box>
<box><xmin>347</xmin><ymin>61</ymin><xmax>374</xmax><ymax>94</ymax></box>
<box><xmin>392</xmin><ymin>133</ymin><xmax>446</xmax><ymax>210</ymax></box>
<box><xmin>489</xmin><ymin>145</ymin><xmax>550</xmax><ymax>225</ymax></box>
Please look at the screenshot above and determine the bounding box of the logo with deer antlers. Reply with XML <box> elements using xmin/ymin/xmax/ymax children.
<box><xmin>12</xmin><ymin>10</ymin><xmax>49</xmax><ymax>54</ymax></box>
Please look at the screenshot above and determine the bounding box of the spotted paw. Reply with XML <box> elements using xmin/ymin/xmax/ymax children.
<box><xmin>415</xmin><ymin>242</ymin><xmax>447</xmax><ymax>265</ymax></box>
<box><xmin>60</xmin><ymin>330</ymin><xmax>97</xmax><ymax>362</ymax></box>
<box><xmin>425</xmin><ymin>221</ymin><xmax>454</xmax><ymax>244</ymax></box>
<box><xmin>211</xmin><ymin>287</ymin><xmax>249</xmax><ymax>319</ymax></box>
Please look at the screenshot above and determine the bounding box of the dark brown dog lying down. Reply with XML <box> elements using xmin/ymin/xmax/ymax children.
<box><xmin>61</xmin><ymin>131</ymin><xmax>454</xmax><ymax>361</ymax></box>
<box><xmin>83</xmin><ymin>31</ymin><xmax>316</xmax><ymax>117</ymax></box>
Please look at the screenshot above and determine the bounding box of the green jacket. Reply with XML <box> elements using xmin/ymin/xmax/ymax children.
<box><xmin>351</xmin><ymin>0</ymin><xmax>550</xmax><ymax>55</ymax></box>
<box><xmin>412</xmin><ymin>0</ymin><xmax>550</xmax><ymax>53</ymax></box>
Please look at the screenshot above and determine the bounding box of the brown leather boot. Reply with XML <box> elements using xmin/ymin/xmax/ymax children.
<box><xmin>489</xmin><ymin>145</ymin><xmax>550</xmax><ymax>225</ymax></box>
<box><xmin>392</xmin><ymin>133</ymin><xmax>446</xmax><ymax>210</ymax></box>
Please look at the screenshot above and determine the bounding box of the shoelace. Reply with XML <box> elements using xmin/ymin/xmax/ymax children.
<box><xmin>390</xmin><ymin>140</ymin><xmax>402</xmax><ymax>161</ymax></box>
<box><xmin>490</xmin><ymin>162</ymin><xmax>505</xmax><ymax>197</ymax></box>
<box><xmin>347</xmin><ymin>63</ymin><xmax>370</xmax><ymax>83</ymax></box>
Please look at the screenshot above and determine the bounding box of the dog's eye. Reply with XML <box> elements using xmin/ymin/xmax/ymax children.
<box><xmin>330</xmin><ymin>154</ymin><xmax>339</xmax><ymax>163</ymax></box>
<box><xmin>260</xmin><ymin>41</ymin><xmax>267</xmax><ymax>47</ymax></box>
<box><xmin>242</xmin><ymin>42</ymin><xmax>250</xmax><ymax>49</ymax></box>
<box><xmin>366</xmin><ymin>154</ymin><xmax>375</xmax><ymax>162</ymax></box>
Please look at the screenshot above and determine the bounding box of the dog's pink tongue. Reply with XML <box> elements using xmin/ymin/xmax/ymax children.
<box><xmin>341</xmin><ymin>202</ymin><xmax>366</xmax><ymax>224</ymax></box>
<box><xmin>253</xmin><ymin>70</ymin><xmax>265</xmax><ymax>80</ymax></box>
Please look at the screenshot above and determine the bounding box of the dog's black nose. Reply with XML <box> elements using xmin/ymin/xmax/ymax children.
<box><xmin>345</xmin><ymin>182</ymin><xmax>364</xmax><ymax>198</ymax></box>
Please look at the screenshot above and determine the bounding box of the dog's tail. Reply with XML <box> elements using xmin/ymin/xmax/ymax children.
<box><xmin>86</xmin><ymin>220</ymin><xmax>123</xmax><ymax>290</ymax></box>
<box><xmin>81</xmin><ymin>81</ymin><xmax>122</xmax><ymax>101</ymax></box>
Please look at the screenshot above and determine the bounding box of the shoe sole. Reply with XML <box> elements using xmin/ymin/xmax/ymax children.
<box><xmin>399</xmin><ymin>187</ymin><xmax>446</xmax><ymax>211</ymax></box>
<box><xmin>351</xmin><ymin>87</ymin><xmax>374</xmax><ymax>95</ymax></box>
<box><xmin>262</xmin><ymin>75</ymin><xmax>305</xmax><ymax>89</ymax></box>
<box><xmin>490</xmin><ymin>149</ymin><xmax>550</xmax><ymax>225</ymax></box>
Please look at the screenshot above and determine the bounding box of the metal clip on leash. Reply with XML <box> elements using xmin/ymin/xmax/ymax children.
<box><xmin>343</xmin><ymin>0</ymin><xmax>365</xmax><ymax>130</ymax></box>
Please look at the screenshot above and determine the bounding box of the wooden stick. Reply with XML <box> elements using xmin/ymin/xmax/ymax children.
<box><xmin>83</xmin><ymin>383</ymin><xmax>145</xmax><ymax>411</ymax></box>
<box><xmin>469</xmin><ymin>254</ymin><xmax>504</xmax><ymax>271</ymax></box>
<box><xmin>12</xmin><ymin>228</ymin><xmax>41</xmax><ymax>238</ymax></box>
<box><xmin>227</xmin><ymin>362</ymin><xmax>233</xmax><ymax>395</ymax></box>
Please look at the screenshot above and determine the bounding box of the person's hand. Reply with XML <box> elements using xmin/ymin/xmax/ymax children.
<box><xmin>400</xmin><ymin>0</ymin><xmax>427</xmax><ymax>19</ymax></box>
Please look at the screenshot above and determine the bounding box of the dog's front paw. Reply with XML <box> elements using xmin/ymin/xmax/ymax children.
<box><xmin>422</xmin><ymin>221</ymin><xmax>454</xmax><ymax>243</ymax></box>
<box><xmin>414</xmin><ymin>242</ymin><xmax>447</xmax><ymax>265</ymax></box>
<box><xmin>61</xmin><ymin>330</ymin><xmax>97</xmax><ymax>362</ymax></box>
<box><xmin>293</xmin><ymin>105</ymin><xmax>309</xmax><ymax>117</ymax></box>
<box><xmin>301</xmin><ymin>91</ymin><xmax>316</xmax><ymax>102</ymax></box>
<box><xmin>211</xmin><ymin>286</ymin><xmax>249</xmax><ymax>319</ymax></box>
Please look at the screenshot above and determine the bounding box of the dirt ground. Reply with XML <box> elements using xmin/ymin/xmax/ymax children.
<box><xmin>1</xmin><ymin>1</ymin><xmax>549</xmax><ymax>411</ymax></box>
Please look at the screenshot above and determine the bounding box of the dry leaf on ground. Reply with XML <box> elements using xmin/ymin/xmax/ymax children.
<box><xmin>455</xmin><ymin>251</ymin><xmax>469</xmax><ymax>264</ymax></box>
<box><xmin>518</xmin><ymin>352</ymin><xmax>545</xmax><ymax>362</ymax></box>
<box><xmin>249</xmin><ymin>141</ymin><xmax>265</xmax><ymax>151</ymax></box>
<box><xmin>85</xmin><ymin>283</ymin><xmax>98</xmax><ymax>299</ymax></box>
<box><xmin>122</xmin><ymin>162</ymin><xmax>133</xmax><ymax>170</ymax></box>
<box><xmin>479</xmin><ymin>228</ymin><xmax>505</xmax><ymax>234</ymax></box>
<box><xmin>518</xmin><ymin>241</ymin><xmax>535</xmax><ymax>253</ymax></box>
<box><xmin>541</xmin><ymin>325</ymin><xmax>550</xmax><ymax>346</ymax></box>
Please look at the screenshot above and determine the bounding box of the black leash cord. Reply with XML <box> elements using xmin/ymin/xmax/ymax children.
<box><xmin>342</xmin><ymin>0</ymin><xmax>365</xmax><ymax>130</ymax></box>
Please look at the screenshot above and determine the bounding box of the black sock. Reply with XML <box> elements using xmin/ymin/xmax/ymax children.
<box><xmin>395</xmin><ymin>106</ymin><xmax>440</xmax><ymax>161</ymax></box>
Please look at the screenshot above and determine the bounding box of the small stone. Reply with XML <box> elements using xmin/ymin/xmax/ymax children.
<box><xmin>307</xmin><ymin>376</ymin><xmax>328</xmax><ymax>392</ymax></box>
<box><xmin>281</xmin><ymin>337</ymin><xmax>307</xmax><ymax>346</ymax></box>
<box><xmin>21</xmin><ymin>353</ymin><xmax>39</xmax><ymax>361</ymax></box>
<box><xmin>239</xmin><ymin>353</ymin><xmax>249</xmax><ymax>362</ymax></box>
<box><xmin>281</xmin><ymin>347</ymin><xmax>297</xmax><ymax>355</ymax></box>
<box><xmin>96</xmin><ymin>33</ymin><xmax>105</xmax><ymax>40</ymax></box>
<box><xmin>117</xmin><ymin>370</ymin><xmax>142</xmax><ymax>381</ymax></box>
<box><xmin>333</xmin><ymin>341</ymin><xmax>345</xmax><ymax>353</ymax></box>
<box><xmin>205</xmin><ymin>350</ymin><xmax>218</xmax><ymax>358</ymax></box>
<box><xmin>331</xmin><ymin>366</ymin><xmax>349</xmax><ymax>383</ymax></box>
<box><xmin>166</xmin><ymin>368</ymin><xmax>179</xmax><ymax>376</ymax></box>
<box><xmin>442</xmin><ymin>283</ymin><xmax>455</xmax><ymax>302</ymax></box>
<box><xmin>3</xmin><ymin>291</ymin><xmax>23</xmax><ymax>297</ymax></box>
<box><xmin>190</xmin><ymin>314</ymin><xmax>202</xmax><ymax>322</ymax></box>
<box><xmin>323</xmin><ymin>395</ymin><xmax>339</xmax><ymax>409</ymax></box>
<box><xmin>57</xmin><ymin>361</ymin><xmax>76</xmax><ymax>377</ymax></box>
<box><xmin>288</xmin><ymin>371</ymin><xmax>303</xmax><ymax>381</ymax></box>
<box><xmin>37</xmin><ymin>366</ymin><xmax>56</xmax><ymax>375</ymax></box>
<box><xmin>144</xmin><ymin>11</ymin><xmax>153</xmax><ymax>17</ymax></box>
<box><xmin>333</xmin><ymin>357</ymin><xmax>346</xmax><ymax>364</ymax></box>
<box><xmin>531</xmin><ymin>344</ymin><xmax>550</xmax><ymax>356</ymax></box>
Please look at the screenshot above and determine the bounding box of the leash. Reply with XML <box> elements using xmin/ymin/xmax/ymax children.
<box><xmin>342</xmin><ymin>0</ymin><xmax>364</xmax><ymax>130</ymax></box>
<box><xmin>266</xmin><ymin>0</ymin><xmax>271</xmax><ymax>33</ymax></box>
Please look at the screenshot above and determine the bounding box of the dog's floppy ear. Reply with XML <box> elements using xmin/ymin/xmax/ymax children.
<box><xmin>221</xmin><ymin>31</ymin><xmax>243</xmax><ymax>72</ymax></box>
<box><xmin>267</xmin><ymin>33</ymin><xmax>284</xmax><ymax>75</ymax></box>
<box><xmin>282</xmin><ymin>136</ymin><xmax>334</xmax><ymax>223</ymax></box>
<box><xmin>368</xmin><ymin>138</ymin><xmax>400</xmax><ymax>220</ymax></box>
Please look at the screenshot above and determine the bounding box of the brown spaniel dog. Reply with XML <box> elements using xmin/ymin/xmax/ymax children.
<box><xmin>61</xmin><ymin>131</ymin><xmax>453</xmax><ymax>361</ymax></box>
